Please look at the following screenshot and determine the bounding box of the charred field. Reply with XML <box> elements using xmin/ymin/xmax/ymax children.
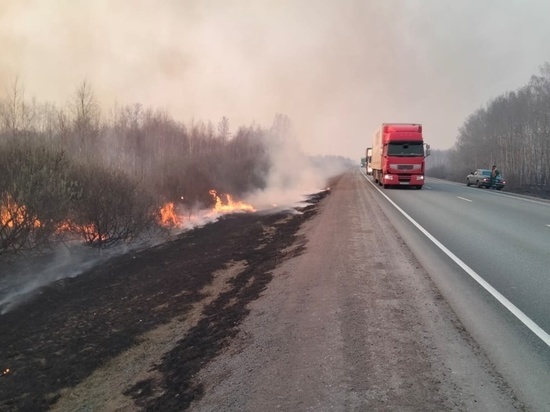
<box><xmin>0</xmin><ymin>190</ymin><xmax>329</xmax><ymax>411</ymax></box>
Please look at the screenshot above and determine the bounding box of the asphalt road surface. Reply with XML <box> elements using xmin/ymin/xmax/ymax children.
<box><xmin>361</xmin><ymin>171</ymin><xmax>550</xmax><ymax>411</ymax></box>
<box><xmin>190</xmin><ymin>170</ymin><xmax>535</xmax><ymax>411</ymax></box>
<box><xmin>373</xmin><ymin>174</ymin><xmax>550</xmax><ymax>334</ymax></box>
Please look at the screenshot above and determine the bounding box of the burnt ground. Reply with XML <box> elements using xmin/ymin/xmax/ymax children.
<box><xmin>0</xmin><ymin>190</ymin><xmax>329</xmax><ymax>412</ymax></box>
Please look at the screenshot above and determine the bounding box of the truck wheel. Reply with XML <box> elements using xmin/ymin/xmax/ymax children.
<box><xmin>416</xmin><ymin>185</ymin><xmax>423</xmax><ymax>190</ymax></box>
<box><xmin>477</xmin><ymin>180</ymin><xmax>483</xmax><ymax>188</ymax></box>
<box><xmin>466</xmin><ymin>179</ymin><xmax>471</xmax><ymax>186</ymax></box>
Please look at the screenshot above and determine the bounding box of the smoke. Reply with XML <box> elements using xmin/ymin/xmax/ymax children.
<box><xmin>3</xmin><ymin>0</ymin><xmax>550</xmax><ymax>156</ymax></box>
<box><xmin>0</xmin><ymin>146</ymin><xmax>347</xmax><ymax>315</ymax></box>
<box><xmin>245</xmin><ymin>128</ymin><xmax>350</xmax><ymax>210</ymax></box>
<box><xmin>0</xmin><ymin>244</ymin><xmax>116</xmax><ymax>314</ymax></box>
<box><xmin>0</xmin><ymin>145</ymin><xmax>347</xmax><ymax>315</ymax></box>
<box><xmin>0</xmin><ymin>208</ymin><xmax>215</xmax><ymax>314</ymax></box>
<box><xmin>2</xmin><ymin>0</ymin><xmax>550</xmax><ymax>311</ymax></box>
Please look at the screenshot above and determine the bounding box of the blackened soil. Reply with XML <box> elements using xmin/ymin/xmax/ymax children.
<box><xmin>0</xmin><ymin>190</ymin><xmax>329</xmax><ymax>412</ymax></box>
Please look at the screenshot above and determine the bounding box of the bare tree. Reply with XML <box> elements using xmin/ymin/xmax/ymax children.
<box><xmin>217</xmin><ymin>116</ymin><xmax>230</xmax><ymax>140</ymax></box>
<box><xmin>69</xmin><ymin>80</ymin><xmax>100</xmax><ymax>155</ymax></box>
<box><xmin>0</xmin><ymin>77</ymin><xmax>35</xmax><ymax>138</ymax></box>
<box><xmin>270</xmin><ymin>113</ymin><xmax>292</xmax><ymax>140</ymax></box>
<box><xmin>450</xmin><ymin>62</ymin><xmax>550</xmax><ymax>195</ymax></box>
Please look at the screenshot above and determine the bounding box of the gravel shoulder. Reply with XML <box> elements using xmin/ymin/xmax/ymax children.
<box><xmin>190</xmin><ymin>170</ymin><xmax>525</xmax><ymax>412</ymax></box>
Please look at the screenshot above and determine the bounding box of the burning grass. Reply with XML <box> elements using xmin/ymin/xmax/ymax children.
<box><xmin>1</xmin><ymin>188</ymin><xmax>256</xmax><ymax>254</ymax></box>
<box><xmin>159</xmin><ymin>190</ymin><xmax>256</xmax><ymax>230</ymax></box>
<box><xmin>0</xmin><ymin>189</ymin><xmax>329</xmax><ymax>411</ymax></box>
<box><xmin>0</xmin><ymin>195</ymin><xmax>41</xmax><ymax>229</ymax></box>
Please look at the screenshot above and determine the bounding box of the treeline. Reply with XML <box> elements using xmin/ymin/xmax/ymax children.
<box><xmin>0</xmin><ymin>79</ymin><xmax>285</xmax><ymax>256</ymax></box>
<box><xmin>428</xmin><ymin>63</ymin><xmax>550</xmax><ymax>196</ymax></box>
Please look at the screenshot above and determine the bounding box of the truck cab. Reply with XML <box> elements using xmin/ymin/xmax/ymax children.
<box><xmin>371</xmin><ymin>124</ymin><xmax>429</xmax><ymax>189</ymax></box>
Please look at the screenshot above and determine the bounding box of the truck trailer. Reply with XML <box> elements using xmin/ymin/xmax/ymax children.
<box><xmin>365</xmin><ymin>147</ymin><xmax>373</xmax><ymax>175</ymax></box>
<box><xmin>371</xmin><ymin>123</ymin><xmax>430</xmax><ymax>189</ymax></box>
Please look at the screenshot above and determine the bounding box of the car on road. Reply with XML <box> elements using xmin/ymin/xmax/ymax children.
<box><xmin>466</xmin><ymin>169</ymin><xmax>506</xmax><ymax>190</ymax></box>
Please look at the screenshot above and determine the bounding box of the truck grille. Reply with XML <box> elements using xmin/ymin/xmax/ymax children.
<box><xmin>390</xmin><ymin>164</ymin><xmax>420</xmax><ymax>171</ymax></box>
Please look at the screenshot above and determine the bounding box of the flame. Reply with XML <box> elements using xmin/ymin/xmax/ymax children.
<box><xmin>159</xmin><ymin>191</ymin><xmax>255</xmax><ymax>229</ymax></box>
<box><xmin>209</xmin><ymin>190</ymin><xmax>256</xmax><ymax>213</ymax></box>
<box><xmin>0</xmin><ymin>196</ymin><xmax>41</xmax><ymax>228</ymax></box>
<box><xmin>56</xmin><ymin>221</ymin><xmax>108</xmax><ymax>243</ymax></box>
<box><xmin>160</xmin><ymin>202</ymin><xmax>185</xmax><ymax>227</ymax></box>
<box><xmin>74</xmin><ymin>223</ymin><xmax>108</xmax><ymax>243</ymax></box>
<box><xmin>0</xmin><ymin>196</ymin><xmax>108</xmax><ymax>243</ymax></box>
<box><xmin>56</xmin><ymin>221</ymin><xmax>72</xmax><ymax>232</ymax></box>
<box><xmin>79</xmin><ymin>224</ymin><xmax>97</xmax><ymax>238</ymax></box>
<box><xmin>2</xmin><ymin>191</ymin><xmax>255</xmax><ymax>237</ymax></box>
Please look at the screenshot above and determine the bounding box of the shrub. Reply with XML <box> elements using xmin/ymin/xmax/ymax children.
<box><xmin>68</xmin><ymin>163</ymin><xmax>158</xmax><ymax>247</ymax></box>
<box><xmin>0</xmin><ymin>139</ymin><xmax>77</xmax><ymax>255</ymax></box>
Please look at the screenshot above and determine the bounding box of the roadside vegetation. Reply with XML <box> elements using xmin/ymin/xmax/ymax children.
<box><xmin>427</xmin><ymin>63</ymin><xmax>550</xmax><ymax>198</ymax></box>
<box><xmin>0</xmin><ymin>79</ymin><xmax>316</xmax><ymax>257</ymax></box>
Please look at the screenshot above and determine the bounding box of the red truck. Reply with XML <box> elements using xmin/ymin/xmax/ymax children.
<box><xmin>369</xmin><ymin>123</ymin><xmax>430</xmax><ymax>189</ymax></box>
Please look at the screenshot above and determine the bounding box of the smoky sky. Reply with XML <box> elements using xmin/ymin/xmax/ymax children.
<box><xmin>2</xmin><ymin>0</ymin><xmax>550</xmax><ymax>157</ymax></box>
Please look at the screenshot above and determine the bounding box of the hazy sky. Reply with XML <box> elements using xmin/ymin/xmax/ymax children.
<box><xmin>2</xmin><ymin>0</ymin><xmax>550</xmax><ymax>158</ymax></box>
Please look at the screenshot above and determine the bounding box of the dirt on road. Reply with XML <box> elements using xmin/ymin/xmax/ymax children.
<box><xmin>0</xmin><ymin>172</ymin><xmax>525</xmax><ymax>411</ymax></box>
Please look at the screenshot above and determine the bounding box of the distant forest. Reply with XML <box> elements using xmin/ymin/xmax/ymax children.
<box><xmin>0</xmin><ymin>80</ymin><xmax>348</xmax><ymax>256</ymax></box>
<box><xmin>427</xmin><ymin>63</ymin><xmax>550</xmax><ymax>197</ymax></box>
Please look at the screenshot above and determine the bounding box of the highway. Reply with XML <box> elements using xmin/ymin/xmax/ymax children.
<box><xmin>361</xmin><ymin>169</ymin><xmax>550</xmax><ymax>409</ymax></box>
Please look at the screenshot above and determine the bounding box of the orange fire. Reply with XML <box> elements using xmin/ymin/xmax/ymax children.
<box><xmin>0</xmin><ymin>196</ymin><xmax>41</xmax><ymax>228</ymax></box>
<box><xmin>209</xmin><ymin>190</ymin><xmax>256</xmax><ymax>213</ymax></box>
<box><xmin>55</xmin><ymin>220</ymin><xmax>108</xmax><ymax>243</ymax></box>
<box><xmin>159</xmin><ymin>191</ymin><xmax>255</xmax><ymax>229</ymax></box>
<box><xmin>0</xmin><ymin>196</ymin><xmax>109</xmax><ymax>243</ymax></box>
<box><xmin>160</xmin><ymin>202</ymin><xmax>185</xmax><ymax>227</ymax></box>
<box><xmin>3</xmin><ymin>191</ymin><xmax>255</xmax><ymax>236</ymax></box>
<box><xmin>77</xmin><ymin>223</ymin><xmax>108</xmax><ymax>243</ymax></box>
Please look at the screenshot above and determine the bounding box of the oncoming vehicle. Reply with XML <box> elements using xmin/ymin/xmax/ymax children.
<box><xmin>370</xmin><ymin>123</ymin><xmax>429</xmax><ymax>189</ymax></box>
<box><xmin>466</xmin><ymin>169</ymin><xmax>506</xmax><ymax>190</ymax></box>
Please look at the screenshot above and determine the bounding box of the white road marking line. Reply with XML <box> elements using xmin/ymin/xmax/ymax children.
<box><xmin>431</xmin><ymin>176</ymin><xmax>550</xmax><ymax>206</ymax></box>
<box><xmin>457</xmin><ymin>196</ymin><xmax>472</xmax><ymax>202</ymax></box>
<box><xmin>487</xmin><ymin>191</ymin><xmax>550</xmax><ymax>205</ymax></box>
<box><xmin>363</xmin><ymin>173</ymin><xmax>550</xmax><ymax>347</ymax></box>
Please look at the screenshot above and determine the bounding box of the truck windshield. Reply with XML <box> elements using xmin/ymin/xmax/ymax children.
<box><xmin>387</xmin><ymin>142</ymin><xmax>424</xmax><ymax>156</ymax></box>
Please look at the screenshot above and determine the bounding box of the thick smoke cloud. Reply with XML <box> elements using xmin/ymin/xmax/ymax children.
<box><xmin>2</xmin><ymin>0</ymin><xmax>550</xmax><ymax>156</ymax></box>
<box><xmin>2</xmin><ymin>0</ymin><xmax>549</xmax><ymax>313</ymax></box>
